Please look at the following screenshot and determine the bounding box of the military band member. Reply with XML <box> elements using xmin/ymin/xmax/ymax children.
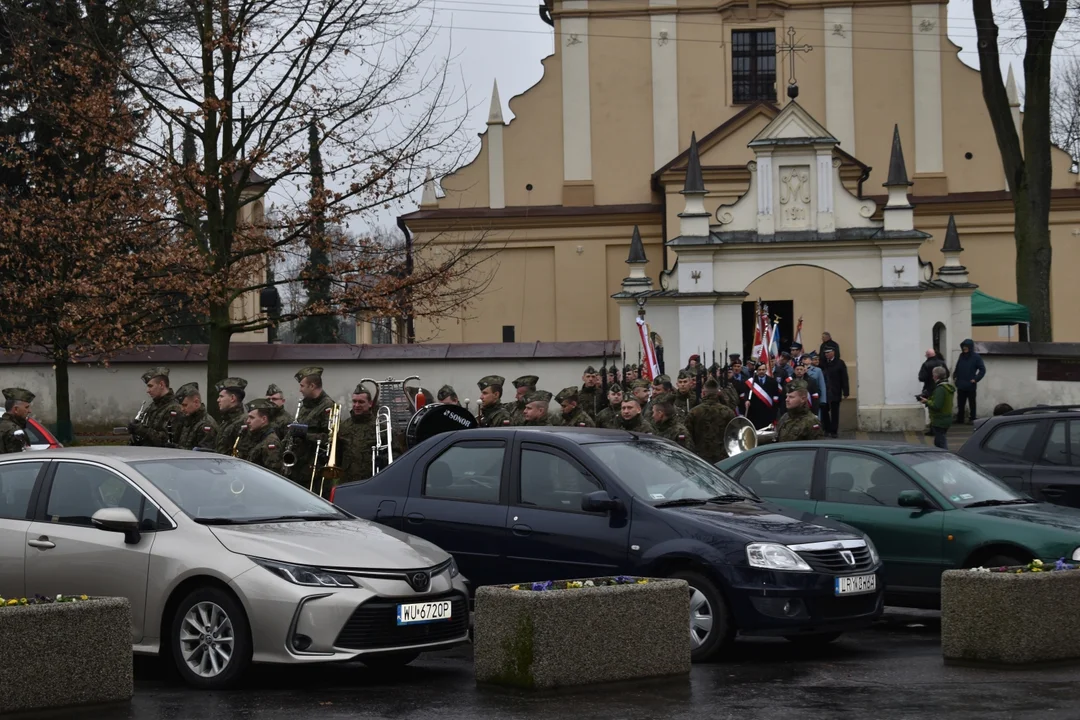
<box><xmin>775</xmin><ymin>388</ymin><xmax>824</xmax><ymax>442</ymax></box>
<box><xmin>287</xmin><ymin>367</ymin><xmax>336</xmax><ymax>484</ymax></box>
<box><xmin>595</xmin><ymin>383</ymin><xmax>624</xmax><ymax>429</ymax></box>
<box><xmin>578</xmin><ymin>366</ymin><xmax>604</xmax><ymax>419</ymax></box>
<box><xmin>741</xmin><ymin>363</ymin><xmax>780</xmax><ymax>430</ymax></box>
<box><xmin>0</xmin><ymin>388</ymin><xmax>34</xmax><ymax>454</ymax></box>
<box><xmin>243</xmin><ymin>399</ymin><xmax>284</xmax><ymax>474</ymax></box>
<box><xmin>554</xmin><ymin>387</ymin><xmax>596</xmax><ymax>428</ymax></box>
<box><xmin>674</xmin><ymin>370</ymin><xmax>700</xmax><ymax>417</ymax></box>
<box><xmin>507</xmin><ymin>375</ymin><xmax>539</xmax><ymax>425</ymax></box>
<box><xmin>522</xmin><ymin>391</ymin><xmax>554</xmax><ymax>426</ymax></box>
<box><xmin>265</xmin><ymin>383</ymin><xmax>290</xmax><ymax>438</ymax></box>
<box><xmin>437</xmin><ymin>385</ymin><xmax>460</xmax><ymax>405</ymax></box>
<box><xmin>651</xmin><ymin>399</ymin><xmax>694</xmax><ymax>451</ymax></box>
<box><xmin>618</xmin><ymin>395</ymin><xmax>655</xmax><ymax>433</ymax></box>
<box><xmin>337</xmin><ymin>384</ymin><xmax>377</xmax><ymax>483</ymax></box>
<box><xmin>687</xmin><ymin>378</ymin><xmax>736</xmax><ymax>464</ymax></box>
<box><xmin>175</xmin><ymin>382</ymin><xmax>218</xmax><ymax>451</ymax></box>
<box><xmin>477</xmin><ymin>376</ymin><xmax>513</xmax><ymax>427</ymax></box>
<box><xmin>215</xmin><ymin>377</ymin><xmax>249</xmax><ymax>455</ymax></box>
<box><xmin>130</xmin><ymin>367</ymin><xmax>181</xmax><ymax>447</ymax></box>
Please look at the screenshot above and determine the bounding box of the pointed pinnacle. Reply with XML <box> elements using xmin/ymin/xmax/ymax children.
<box><xmin>487</xmin><ymin>79</ymin><xmax>505</xmax><ymax>125</ymax></box>
<box><xmin>942</xmin><ymin>214</ymin><xmax>963</xmax><ymax>253</ymax></box>
<box><xmin>884</xmin><ymin>124</ymin><xmax>912</xmax><ymax>187</ymax></box>
<box><xmin>682</xmin><ymin>132</ymin><xmax>706</xmax><ymax>195</ymax></box>
<box><xmin>627</xmin><ymin>225</ymin><xmax>648</xmax><ymax>264</ymax></box>
<box><xmin>421</xmin><ymin>168</ymin><xmax>438</xmax><ymax>207</ymax></box>
<box><xmin>1006</xmin><ymin>65</ymin><xmax>1020</xmax><ymax>107</ymax></box>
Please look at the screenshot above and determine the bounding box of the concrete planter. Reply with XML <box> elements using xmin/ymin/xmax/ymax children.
<box><xmin>473</xmin><ymin>577</ymin><xmax>690</xmax><ymax>689</ymax></box>
<box><xmin>0</xmin><ymin>598</ymin><xmax>133</xmax><ymax>714</ymax></box>
<box><xmin>942</xmin><ymin>569</ymin><xmax>1080</xmax><ymax>665</ymax></box>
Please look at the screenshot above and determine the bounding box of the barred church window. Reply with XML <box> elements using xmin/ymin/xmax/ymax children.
<box><xmin>732</xmin><ymin>29</ymin><xmax>777</xmax><ymax>104</ymax></box>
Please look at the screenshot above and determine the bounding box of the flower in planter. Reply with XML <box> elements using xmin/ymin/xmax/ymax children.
<box><xmin>566</xmin><ymin>581</ymin><xmax>583</xmax><ymax>589</ymax></box>
<box><xmin>1055</xmin><ymin>558</ymin><xmax>1075</xmax><ymax>571</ymax></box>
<box><xmin>969</xmin><ymin>567</ymin><xmax>990</xmax><ymax>573</ymax></box>
<box><xmin>510</xmin><ymin>585</ymin><xmax>521</xmax><ymax>591</ymax></box>
<box><xmin>583</xmin><ymin>580</ymin><xmax>594</xmax><ymax>587</ymax></box>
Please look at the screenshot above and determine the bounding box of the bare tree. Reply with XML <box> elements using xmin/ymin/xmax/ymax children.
<box><xmin>973</xmin><ymin>0</ymin><xmax>1067</xmax><ymax>341</ymax></box>
<box><xmin>1050</xmin><ymin>56</ymin><xmax>1080</xmax><ymax>172</ymax></box>
<box><xmin>80</xmin><ymin>0</ymin><xmax>494</xmax><ymax>390</ymax></box>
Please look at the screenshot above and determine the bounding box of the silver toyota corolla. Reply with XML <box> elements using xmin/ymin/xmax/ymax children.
<box><xmin>0</xmin><ymin>448</ymin><xmax>470</xmax><ymax>689</ymax></box>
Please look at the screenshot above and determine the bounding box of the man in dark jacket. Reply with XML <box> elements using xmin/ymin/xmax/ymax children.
<box><xmin>953</xmin><ymin>339</ymin><xmax>986</xmax><ymax>423</ymax></box>
<box><xmin>920</xmin><ymin>366</ymin><xmax>955</xmax><ymax>449</ymax></box>
<box><xmin>819</xmin><ymin>331</ymin><xmax>841</xmax><ymax>361</ymax></box>
<box><xmin>820</xmin><ymin>347</ymin><xmax>849</xmax><ymax>438</ymax></box>
<box><xmin>918</xmin><ymin>349</ymin><xmax>948</xmax><ymax>398</ymax></box>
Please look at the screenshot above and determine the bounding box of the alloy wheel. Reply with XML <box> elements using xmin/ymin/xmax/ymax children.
<box><xmin>179</xmin><ymin>601</ymin><xmax>235</xmax><ymax>678</ymax></box>
<box><xmin>689</xmin><ymin>585</ymin><xmax>713</xmax><ymax>649</ymax></box>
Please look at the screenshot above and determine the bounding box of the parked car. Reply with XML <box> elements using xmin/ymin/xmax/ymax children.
<box><xmin>0</xmin><ymin>448</ymin><xmax>469</xmax><ymax>689</ymax></box>
<box><xmin>959</xmin><ymin>406</ymin><xmax>1080</xmax><ymax>508</ymax></box>
<box><xmin>717</xmin><ymin>441</ymin><xmax>1080</xmax><ymax>609</ymax></box>
<box><xmin>24</xmin><ymin>418</ymin><xmax>62</xmax><ymax>450</ymax></box>
<box><xmin>332</xmin><ymin>427</ymin><xmax>885</xmax><ymax>661</ymax></box>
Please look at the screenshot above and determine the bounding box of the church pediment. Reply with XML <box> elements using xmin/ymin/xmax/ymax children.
<box><xmin>749</xmin><ymin>101</ymin><xmax>837</xmax><ymax>147</ymax></box>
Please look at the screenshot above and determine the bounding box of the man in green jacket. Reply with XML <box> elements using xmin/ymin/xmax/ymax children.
<box><xmin>920</xmin><ymin>366</ymin><xmax>955</xmax><ymax>449</ymax></box>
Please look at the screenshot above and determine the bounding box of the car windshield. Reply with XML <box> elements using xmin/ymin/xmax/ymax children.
<box><xmin>585</xmin><ymin>440</ymin><xmax>755</xmax><ymax>504</ymax></box>
<box><xmin>895</xmin><ymin>452</ymin><xmax>1028</xmax><ymax>507</ymax></box>
<box><xmin>132</xmin><ymin>458</ymin><xmax>347</xmax><ymax>523</ymax></box>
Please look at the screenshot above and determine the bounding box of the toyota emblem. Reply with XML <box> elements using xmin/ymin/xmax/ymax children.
<box><xmin>840</xmin><ymin>550</ymin><xmax>856</xmax><ymax>566</ymax></box>
<box><xmin>408</xmin><ymin>571</ymin><xmax>430</xmax><ymax>592</ymax></box>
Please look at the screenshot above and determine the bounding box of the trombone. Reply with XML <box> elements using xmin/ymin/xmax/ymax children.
<box><xmin>372</xmin><ymin>406</ymin><xmax>394</xmax><ymax>473</ymax></box>
<box><xmin>312</xmin><ymin>402</ymin><xmax>343</xmax><ymax>496</ymax></box>
<box><xmin>280</xmin><ymin>397</ymin><xmax>304</xmax><ymax>469</ymax></box>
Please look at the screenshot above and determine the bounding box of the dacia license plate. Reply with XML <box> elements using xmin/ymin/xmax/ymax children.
<box><xmin>397</xmin><ymin>600</ymin><xmax>452</xmax><ymax>625</ymax></box>
<box><xmin>834</xmin><ymin>574</ymin><xmax>876</xmax><ymax>596</ymax></box>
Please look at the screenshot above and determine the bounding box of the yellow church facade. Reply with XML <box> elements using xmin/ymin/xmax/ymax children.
<box><xmin>404</xmin><ymin>0</ymin><xmax>1080</xmax><ymax>357</ymax></box>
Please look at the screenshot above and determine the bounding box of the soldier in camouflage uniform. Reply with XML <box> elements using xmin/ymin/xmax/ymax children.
<box><xmin>595</xmin><ymin>384</ymin><xmax>624</xmax><ymax>429</ymax></box>
<box><xmin>437</xmin><ymin>385</ymin><xmax>460</xmax><ymax>405</ymax></box>
<box><xmin>506</xmin><ymin>375</ymin><xmax>538</xmax><ymax>426</ymax></box>
<box><xmin>129</xmin><ymin>367</ymin><xmax>181</xmax><ymax>448</ymax></box>
<box><xmin>175</xmin><ymin>382</ymin><xmax>218</xmax><ymax>451</ymax></box>
<box><xmin>617</xmin><ymin>395</ymin><xmax>655</xmax><ymax>434</ymax></box>
<box><xmin>521</xmin><ymin>391</ymin><xmax>554</xmax><ymax>426</ymax></box>
<box><xmin>630</xmin><ymin>379</ymin><xmax>651</xmax><ymax>411</ymax></box>
<box><xmin>0</xmin><ymin>388</ymin><xmax>34</xmax><ymax>454</ymax></box>
<box><xmin>644</xmin><ymin>375</ymin><xmax>673</xmax><ymax>418</ymax></box>
<box><xmin>578</xmin><ymin>366</ymin><xmax>604</xmax><ymax>419</ymax></box>
<box><xmin>337</xmin><ymin>384</ymin><xmax>378</xmax><ymax>483</ymax></box>
<box><xmin>776</xmin><ymin>386</ymin><xmax>824</xmax><ymax>443</ymax></box>
<box><xmin>214</xmin><ymin>377</ymin><xmax>249</xmax><ymax>456</ymax></box>
<box><xmin>554</xmin><ymin>387</ymin><xmax>596</xmax><ymax>428</ymax></box>
<box><xmin>687</xmin><ymin>378</ymin><xmax>736</xmax><ymax>464</ymax></box>
<box><xmin>265</xmin><ymin>383</ymin><xmax>291</xmax><ymax>439</ymax></box>
<box><xmin>650</xmin><ymin>398</ymin><xmax>695</xmax><ymax>451</ymax></box>
<box><xmin>672</xmin><ymin>370</ymin><xmax>700</xmax><ymax>418</ymax></box>
<box><xmin>477</xmin><ymin>376</ymin><xmax>513</xmax><ymax>428</ymax></box>
<box><xmin>286</xmin><ymin>367</ymin><xmax>337</xmax><ymax>486</ymax></box>
<box><xmin>243</xmin><ymin>399</ymin><xmax>283</xmax><ymax>474</ymax></box>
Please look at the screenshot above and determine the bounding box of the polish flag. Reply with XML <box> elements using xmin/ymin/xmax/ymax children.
<box><xmin>637</xmin><ymin>316</ymin><xmax>660</xmax><ymax>381</ymax></box>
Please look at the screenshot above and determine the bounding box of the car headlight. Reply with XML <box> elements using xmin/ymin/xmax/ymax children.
<box><xmin>746</xmin><ymin>543</ymin><xmax>812</xmax><ymax>572</ymax></box>
<box><xmin>448</xmin><ymin>557</ymin><xmax>460</xmax><ymax>578</ymax></box>
<box><xmin>864</xmin><ymin>537</ymin><xmax>881</xmax><ymax>565</ymax></box>
<box><xmin>1071</xmin><ymin>547</ymin><xmax>1080</xmax><ymax>562</ymax></box>
<box><xmin>252</xmin><ymin>558</ymin><xmax>357</xmax><ymax>588</ymax></box>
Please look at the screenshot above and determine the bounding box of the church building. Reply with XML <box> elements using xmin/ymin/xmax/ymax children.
<box><xmin>402</xmin><ymin>0</ymin><xmax>1080</xmax><ymax>360</ymax></box>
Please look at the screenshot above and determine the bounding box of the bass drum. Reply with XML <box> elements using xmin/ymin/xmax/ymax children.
<box><xmin>405</xmin><ymin>403</ymin><xmax>478</xmax><ymax>448</ymax></box>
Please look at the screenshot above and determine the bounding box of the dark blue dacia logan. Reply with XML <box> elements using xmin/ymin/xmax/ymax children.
<box><xmin>332</xmin><ymin>427</ymin><xmax>883</xmax><ymax>661</ymax></box>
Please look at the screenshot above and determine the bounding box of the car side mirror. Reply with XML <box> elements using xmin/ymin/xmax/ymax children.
<box><xmin>581</xmin><ymin>490</ymin><xmax>621</xmax><ymax>513</ymax></box>
<box><xmin>897</xmin><ymin>490</ymin><xmax>932</xmax><ymax>509</ymax></box>
<box><xmin>92</xmin><ymin>507</ymin><xmax>142</xmax><ymax>544</ymax></box>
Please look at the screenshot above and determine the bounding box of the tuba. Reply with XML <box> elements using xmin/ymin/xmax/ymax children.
<box><xmin>280</xmin><ymin>397</ymin><xmax>304</xmax><ymax>468</ymax></box>
<box><xmin>723</xmin><ymin>416</ymin><xmax>778</xmax><ymax>457</ymax></box>
<box><xmin>312</xmin><ymin>402</ymin><xmax>343</xmax><ymax>496</ymax></box>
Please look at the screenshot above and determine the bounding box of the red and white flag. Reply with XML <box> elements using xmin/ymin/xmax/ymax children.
<box><xmin>637</xmin><ymin>316</ymin><xmax>660</xmax><ymax>381</ymax></box>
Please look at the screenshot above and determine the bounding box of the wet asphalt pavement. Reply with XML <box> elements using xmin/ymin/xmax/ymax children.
<box><xmin>35</xmin><ymin>609</ymin><xmax>1080</xmax><ymax>720</ymax></box>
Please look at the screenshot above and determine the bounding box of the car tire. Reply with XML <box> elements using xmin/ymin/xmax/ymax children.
<box><xmin>170</xmin><ymin>586</ymin><xmax>252</xmax><ymax>690</ymax></box>
<box><xmin>983</xmin><ymin>554</ymin><xmax>1029</xmax><ymax>569</ymax></box>
<box><xmin>360</xmin><ymin>651</ymin><xmax>420</xmax><ymax>669</ymax></box>
<box><xmin>669</xmin><ymin>569</ymin><xmax>734</xmax><ymax>662</ymax></box>
<box><xmin>784</xmin><ymin>631</ymin><xmax>842</xmax><ymax>646</ymax></box>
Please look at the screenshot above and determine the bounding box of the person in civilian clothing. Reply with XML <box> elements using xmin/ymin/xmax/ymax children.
<box><xmin>918</xmin><ymin>349</ymin><xmax>948</xmax><ymax>399</ymax></box>
<box><xmin>802</xmin><ymin>355</ymin><xmax>827</xmax><ymax>416</ymax></box>
<box><xmin>741</xmin><ymin>363</ymin><xmax>780</xmax><ymax>430</ymax></box>
<box><xmin>820</xmin><ymin>347</ymin><xmax>849</xmax><ymax>438</ymax></box>
<box><xmin>920</xmin><ymin>366</ymin><xmax>955</xmax><ymax>449</ymax></box>
<box><xmin>953</xmin><ymin>339</ymin><xmax>986</xmax><ymax>423</ymax></box>
<box><xmin>819</xmin><ymin>331</ymin><xmax>841</xmax><ymax>361</ymax></box>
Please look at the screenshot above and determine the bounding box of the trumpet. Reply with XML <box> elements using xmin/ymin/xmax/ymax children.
<box><xmin>127</xmin><ymin>401</ymin><xmax>150</xmax><ymax>446</ymax></box>
<box><xmin>231</xmin><ymin>425</ymin><xmax>247</xmax><ymax>458</ymax></box>
<box><xmin>313</xmin><ymin>402</ymin><xmax>343</xmax><ymax>496</ymax></box>
<box><xmin>723</xmin><ymin>416</ymin><xmax>779</xmax><ymax>457</ymax></box>
<box><xmin>281</xmin><ymin>397</ymin><xmax>304</xmax><ymax>469</ymax></box>
<box><xmin>372</xmin><ymin>406</ymin><xmax>394</xmax><ymax>473</ymax></box>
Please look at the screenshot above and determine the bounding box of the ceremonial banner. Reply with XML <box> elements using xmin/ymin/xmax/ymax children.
<box><xmin>637</xmin><ymin>316</ymin><xmax>660</xmax><ymax>381</ymax></box>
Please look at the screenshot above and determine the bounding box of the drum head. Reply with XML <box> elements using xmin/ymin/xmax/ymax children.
<box><xmin>406</xmin><ymin>403</ymin><xmax>478</xmax><ymax>447</ymax></box>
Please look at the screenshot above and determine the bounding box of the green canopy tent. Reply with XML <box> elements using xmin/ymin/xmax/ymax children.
<box><xmin>971</xmin><ymin>290</ymin><xmax>1031</xmax><ymax>326</ymax></box>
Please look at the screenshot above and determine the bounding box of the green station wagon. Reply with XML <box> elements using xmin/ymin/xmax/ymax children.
<box><xmin>717</xmin><ymin>442</ymin><xmax>1080</xmax><ymax>609</ymax></box>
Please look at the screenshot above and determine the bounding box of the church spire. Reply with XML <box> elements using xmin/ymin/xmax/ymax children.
<box><xmin>882</xmin><ymin>125</ymin><xmax>914</xmax><ymax>232</ymax></box>
<box><xmin>678</xmin><ymin>132</ymin><xmax>711</xmax><ymax>238</ymax></box>
<box><xmin>942</xmin><ymin>214</ymin><xmax>963</xmax><ymax>253</ymax></box>
<box><xmin>487</xmin><ymin>79</ymin><xmax>504</xmax><ymax>126</ymax></box>
<box><xmin>621</xmin><ymin>226</ymin><xmax>653</xmax><ymax>292</ymax></box>
<box><xmin>885</xmin><ymin>125</ymin><xmax>911</xmax><ymax>188</ymax></box>
<box><xmin>682</xmin><ymin>132</ymin><xmax>705</xmax><ymax>195</ymax></box>
<box><xmin>937</xmin><ymin>214</ymin><xmax>969</xmax><ymax>284</ymax></box>
<box><xmin>420</xmin><ymin>168</ymin><xmax>438</xmax><ymax>208</ymax></box>
<box><xmin>1006</xmin><ymin>65</ymin><xmax>1020</xmax><ymax>108</ymax></box>
<box><xmin>626</xmin><ymin>225</ymin><xmax>648</xmax><ymax>264</ymax></box>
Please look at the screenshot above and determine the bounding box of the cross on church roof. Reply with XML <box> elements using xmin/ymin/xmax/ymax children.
<box><xmin>774</xmin><ymin>27</ymin><xmax>812</xmax><ymax>101</ymax></box>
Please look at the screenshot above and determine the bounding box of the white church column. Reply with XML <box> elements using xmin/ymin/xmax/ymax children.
<box><xmin>678</xmin><ymin>302</ymin><xmax>715</xmax><ymax>372</ymax></box>
<box><xmin>714</xmin><ymin>298</ymin><xmax>745</xmax><ymax>366</ymax></box>
<box><xmin>853</xmin><ymin>295</ymin><xmax>885</xmax><ymax>430</ymax></box>
<box><xmin>650</xmin><ymin>1</ymin><xmax>679</xmax><ymax>171</ymax></box>
<box><xmin>823</xmin><ymin>7</ymin><xmax>855</xmax><ymax>153</ymax></box>
<box><xmin>561</xmin><ymin>1</ymin><xmax>592</xmax><ymax>193</ymax></box>
<box><xmin>911</xmin><ymin>4</ymin><xmax>945</xmax><ymax>188</ymax></box>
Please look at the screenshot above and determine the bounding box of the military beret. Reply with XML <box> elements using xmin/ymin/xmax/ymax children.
<box><xmin>294</xmin><ymin>366</ymin><xmax>324</xmax><ymax>382</ymax></box>
<box><xmin>247</xmin><ymin>398</ymin><xmax>274</xmax><ymax>411</ymax></box>
<box><xmin>583</xmin><ymin>365</ymin><xmax>598</xmax><ymax>375</ymax></box>
<box><xmin>608</xmin><ymin>383</ymin><xmax>623</xmax><ymax>394</ymax></box>
<box><xmin>141</xmin><ymin>367</ymin><xmax>170</xmax><ymax>384</ymax></box>
<box><xmin>631</xmin><ymin>379</ymin><xmax>651</xmax><ymax>390</ymax></box>
<box><xmin>689</xmin><ymin>354</ymin><xmax>700</xmax><ymax>362</ymax></box>
<box><xmin>215</xmin><ymin>377</ymin><xmax>248</xmax><ymax>393</ymax></box>
<box><xmin>555</xmin><ymin>386</ymin><xmax>579</xmax><ymax>404</ymax></box>
<box><xmin>524</xmin><ymin>390</ymin><xmax>553</xmax><ymax>405</ymax></box>
<box><xmin>677</xmin><ymin>369</ymin><xmax>693</xmax><ymax>380</ymax></box>
<box><xmin>704</xmin><ymin>377</ymin><xmax>719</xmax><ymax>391</ymax></box>
<box><xmin>266</xmin><ymin>383</ymin><xmax>284</xmax><ymax>396</ymax></box>
<box><xmin>478</xmin><ymin>375</ymin><xmax>505</xmax><ymax>391</ymax></box>
<box><xmin>512</xmin><ymin>375</ymin><xmax>539</xmax><ymax>389</ymax></box>
<box><xmin>437</xmin><ymin>384</ymin><xmax>457</xmax><ymax>401</ymax></box>
<box><xmin>175</xmin><ymin>382</ymin><xmax>200</xmax><ymax>401</ymax></box>
<box><xmin>2</xmin><ymin>387</ymin><xmax>34</xmax><ymax>404</ymax></box>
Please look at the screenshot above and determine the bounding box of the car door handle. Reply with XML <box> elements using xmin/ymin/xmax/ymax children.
<box><xmin>1042</xmin><ymin>486</ymin><xmax>1066</xmax><ymax>498</ymax></box>
<box><xmin>28</xmin><ymin>537</ymin><xmax>55</xmax><ymax>550</ymax></box>
<box><xmin>512</xmin><ymin>524</ymin><xmax>532</xmax><ymax>536</ymax></box>
<box><xmin>824</xmin><ymin>514</ymin><xmax>844</xmax><ymax>521</ymax></box>
<box><xmin>405</xmin><ymin>512</ymin><xmax>425</xmax><ymax>524</ymax></box>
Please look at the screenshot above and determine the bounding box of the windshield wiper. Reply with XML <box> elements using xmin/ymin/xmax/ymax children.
<box><xmin>654</xmin><ymin>498</ymin><xmax>708</xmax><ymax>508</ymax></box>
<box><xmin>705</xmin><ymin>494</ymin><xmax>759</xmax><ymax>504</ymax></box>
<box><xmin>963</xmin><ymin>499</ymin><xmax>1036</xmax><ymax>508</ymax></box>
<box><xmin>654</xmin><ymin>494</ymin><xmax>756</xmax><ymax>508</ymax></box>
<box><xmin>194</xmin><ymin>514</ymin><xmax>342</xmax><ymax>525</ymax></box>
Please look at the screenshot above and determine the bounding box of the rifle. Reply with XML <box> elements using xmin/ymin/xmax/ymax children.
<box><xmin>696</xmin><ymin>347</ymin><xmax>704</xmax><ymax>401</ymax></box>
<box><xmin>600</xmin><ymin>348</ymin><xmax>609</xmax><ymax>407</ymax></box>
